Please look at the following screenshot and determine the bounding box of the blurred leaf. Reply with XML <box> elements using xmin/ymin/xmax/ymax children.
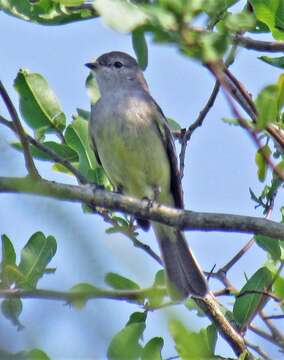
<box><xmin>65</xmin><ymin>115</ymin><xmax>98</xmax><ymax>180</ymax></box>
<box><xmin>132</xmin><ymin>29</ymin><xmax>148</xmax><ymax>70</ymax></box>
<box><xmin>25</xmin><ymin>349</ymin><xmax>50</xmax><ymax>360</ymax></box>
<box><xmin>273</xmin><ymin>276</ymin><xmax>284</xmax><ymax>304</ymax></box>
<box><xmin>167</xmin><ymin>117</ymin><xmax>181</xmax><ymax>131</ymax></box>
<box><xmin>185</xmin><ymin>298</ymin><xmax>206</xmax><ymax>317</ymax></box>
<box><xmin>1</xmin><ymin>299</ymin><xmax>24</xmax><ymax>330</ymax></box>
<box><xmin>126</xmin><ymin>311</ymin><xmax>147</xmax><ymax>326</ymax></box>
<box><xmin>255</xmin><ymin>85</ymin><xmax>279</xmax><ymax>129</ymax></box>
<box><xmin>201</xmin><ymin>31</ymin><xmax>229</xmax><ymax>62</ymax></box>
<box><xmin>255</xmin><ymin>145</ymin><xmax>271</xmax><ymax>182</ymax></box>
<box><xmin>169</xmin><ymin>320</ymin><xmax>214</xmax><ymax>359</ymax></box>
<box><xmin>259</xmin><ymin>56</ymin><xmax>284</xmax><ymax>69</ymax></box>
<box><xmin>17</xmin><ymin>232</ymin><xmax>57</xmax><ymax>288</ymax></box>
<box><xmin>141</xmin><ymin>337</ymin><xmax>163</xmax><ymax>360</ymax></box>
<box><xmin>108</xmin><ymin>311</ymin><xmax>146</xmax><ymax>360</ymax></box>
<box><xmin>55</xmin><ymin>0</ymin><xmax>84</xmax><ymax>5</ymax></box>
<box><xmin>14</xmin><ymin>69</ymin><xmax>66</xmax><ymax>132</ymax></box>
<box><xmin>147</xmin><ymin>270</ymin><xmax>166</xmax><ymax>307</ymax></box>
<box><xmin>105</xmin><ymin>272</ymin><xmax>140</xmax><ymax>290</ymax></box>
<box><xmin>0</xmin><ymin>0</ymin><xmax>96</xmax><ymax>25</ymax></box>
<box><xmin>52</xmin><ymin>162</ymin><xmax>76</xmax><ymax>175</ymax></box>
<box><xmin>12</xmin><ymin>141</ymin><xmax>78</xmax><ymax>162</ymax></box>
<box><xmin>93</xmin><ymin>0</ymin><xmax>147</xmax><ymax>33</ymax></box>
<box><xmin>205</xmin><ymin>324</ymin><xmax>217</xmax><ymax>353</ymax></box>
<box><xmin>69</xmin><ymin>283</ymin><xmax>100</xmax><ymax>309</ymax></box>
<box><xmin>86</xmin><ymin>73</ymin><xmax>100</xmax><ymax>104</ymax></box>
<box><xmin>233</xmin><ymin>267</ymin><xmax>273</xmax><ymax>327</ymax></box>
<box><xmin>255</xmin><ymin>235</ymin><xmax>281</xmax><ymax>261</ymax></box>
<box><xmin>222</xmin><ymin>117</ymin><xmax>240</xmax><ymax>126</ymax></box>
<box><xmin>1</xmin><ymin>234</ymin><xmax>17</xmax><ymax>286</ymax></box>
<box><xmin>76</xmin><ymin>108</ymin><xmax>91</xmax><ymax>121</ymax></box>
<box><xmin>225</xmin><ymin>11</ymin><xmax>256</xmax><ymax>32</ymax></box>
<box><xmin>250</xmin><ymin>0</ymin><xmax>284</xmax><ymax>40</ymax></box>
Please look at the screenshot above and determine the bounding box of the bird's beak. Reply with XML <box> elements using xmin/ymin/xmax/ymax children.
<box><xmin>85</xmin><ymin>62</ymin><xmax>98</xmax><ymax>70</ymax></box>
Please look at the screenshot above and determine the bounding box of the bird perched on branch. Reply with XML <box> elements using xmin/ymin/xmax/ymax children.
<box><xmin>86</xmin><ymin>51</ymin><xmax>208</xmax><ymax>299</ymax></box>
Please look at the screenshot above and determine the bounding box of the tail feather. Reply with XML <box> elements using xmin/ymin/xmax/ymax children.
<box><xmin>153</xmin><ymin>223</ymin><xmax>208</xmax><ymax>300</ymax></box>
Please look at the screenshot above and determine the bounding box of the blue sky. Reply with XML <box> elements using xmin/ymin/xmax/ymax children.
<box><xmin>0</xmin><ymin>7</ymin><xmax>283</xmax><ymax>359</ymax></box>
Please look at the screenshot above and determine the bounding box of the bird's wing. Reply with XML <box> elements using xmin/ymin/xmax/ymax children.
<box><xmin>150</xmin><ymin>97</ymin><xmax>184</xmax><ymax>209</ymax></box>
<box><xmin>89</xmin><ymin>104</ymin><xmax>102</xmax><ymax>166</ymax></box>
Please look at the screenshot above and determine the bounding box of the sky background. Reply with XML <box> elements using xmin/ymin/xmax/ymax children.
<box><xmin>0</xmin><ymin>4</ymin><xmax>283</xmax><ymax>359</ymax></box>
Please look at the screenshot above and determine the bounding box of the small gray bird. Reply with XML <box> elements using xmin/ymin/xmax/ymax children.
<box><xmin>86</xmin><ymin>51</ymin><xmax>208</xmax><ymax>299</ymax></box>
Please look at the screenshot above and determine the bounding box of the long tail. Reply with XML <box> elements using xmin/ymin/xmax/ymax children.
<box><xmin>153</xmin><ymin>223</ymin><xmax>208</xmax><ymax>300</ymax></box>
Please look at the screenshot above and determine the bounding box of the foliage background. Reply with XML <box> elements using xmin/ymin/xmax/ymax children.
<box><xmin>0</xmin><ymin>1</ymin><xmax>283</xmax><ymax>358</ymax></box>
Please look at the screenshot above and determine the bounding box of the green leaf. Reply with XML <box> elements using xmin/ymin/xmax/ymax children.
<box><xmin>255</xmin><ymin>235</ymin><xmax>281</xmax><ymax>261</ymax></box>
<box><xmin>14</xmin><ymin>69</ymin><xmax>66</xmax><ymax>133</ymax></box>
<box><xmin>273</xmin><ymin>276</ymin><xmax>284</xmax><ymax>304</ymax></box>
<box><xmin>166</xmin><ymin>117</ymin><xmax>181</xmax><ymax>131</ymax></box>
<box><xmin>225</xmin><ymin>11</ymin><xmax>256</xmax><ymax>32</ymax></box>
<box><xmin>105</xmin><ymin>272</ymin><xmax>140</xmax><ymax>290</ymax></box>
<box><xmin>107</xmin><ymin>312</ymin><xmax>146</xmax><ymax>360</ymax></box>
<box><xmin>17</xmin><ymin>232</ymin><xmax>57</xmax><ymax>288</ymax></box>
<box><xmin>69</xmin><ymin>283</ymin><xmax>100</xmax><ymax>309</ymax></box>
<box><xmin>233</xmin><ymin>267</ymin><xmax>273</xmax><ymax>327</ymax></box>
<box><xmin>169</xmin><ymin>320</ymin><xmax>214</xmax><ymax>359</ymax></box>
<box><xmin>132</xmin><ymin>29</ymin><xmax>148</xmax><ymax>70</ymax></box>
<box><xmin>250</xmin><ymin>0</ymin><xmax>284</xmax><ymax>40</ymax></box>
<box><xmin>86</xmin><ymin>73</ymin><xmax>100</xmax><ymax>104</ymax></box>
<box><xmin>93</xmin><ymin>0</ymin><xmax>147</xmax><ymax>33</ymax></box>
<box><xmin>55</xmin><ymin>0</ymin><xmax>84</xmax><ymax>5</ymax></box>
<box><xmin>65</xmin><ymin>115</ymin><xmax>98</xmax><ymax>180</ymax></box>
<box><xmin>205</xmin><ymin>324</ymin><xmax>217</xmax><ymax>353</ymax></box>
<box><xmin>255</xmin><ymin>85</ymin><xmax>279</xmax><ymax>129</ymax></box>
<box><xmin>141</xmin><ymin>337</ymin><xmax>163</xmax><ymax>360</ymax></box>
<box><xmin>126</xmin><ymin>312</ymin><xmax>147</xmax><ymax>326</ymax></box>
<box><xmin>1</xmin><ymin>299</ymin><xmax>24</xmax><ymax>330</ymax></box>
<box><xmin>12</xmin><ymin>141</ymin><xmax>78</xmax><ymax>162</ymax></box>
<box><xmin>0</xmin><ymin>0</ymin><xmax>96</xmax><ymax>25</ymax></box>
<box><xmin>25</xmin><ymin>348</ymin><xmax>50</xmax><ymax>360</ymax></box>
<box><xmin>259</xmin><ymin>56</ymin><xmax>284</xmax><ymax>69</ymax></box>
<box><xmin>1</xmin><ymin>234</ymin><xmax>17</xmax><ymax>286</ymax></box>
<box><xmin>76</xmin><ymin>108</ymin><xmax>91</xmax><ymax>121</ymax></box>
<box><xmin>255</xmin><ymin>145</ymin><xmax>271</xmax><ymax>182</ymax></box>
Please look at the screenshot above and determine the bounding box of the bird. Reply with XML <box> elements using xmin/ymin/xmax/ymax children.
<box><xmin>85</xmin><ymin>51</ymin><xmax>208</xmax><ymax>299</ymax></box>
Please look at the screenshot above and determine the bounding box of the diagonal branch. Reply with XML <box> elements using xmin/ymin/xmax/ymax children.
<box><xmin>0</xmin><ymin>176</ymin><xmax>284</xmax><ymax>240</ymax></box>
<box><xmin>233</xmin><ymin>34</ymin><xmax>284</xmax><ymax>52</ymax></box>
<box><xmin>0</xmin><ymin>81</ymin><xmax>39</xmax><ymax>178</ymax></box>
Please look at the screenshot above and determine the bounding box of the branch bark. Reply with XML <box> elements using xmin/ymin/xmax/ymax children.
<box><xmin>0</xmin><ymin>176</ymin><xmax>284</xmax><ymax>240</ymax></box>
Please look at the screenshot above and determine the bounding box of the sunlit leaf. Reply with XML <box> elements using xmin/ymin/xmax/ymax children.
<box><xmin>14</xmin><ymin>69</ymin><xmax>66</xmax><ymax>133</ymax></box>
<box><xmin>1</xmin><ymin>234</ymin><xmax>17</xmax><ymax>286</ymax></box>
<box><xmin>255</xmin><ymin>145</ymin><xmax>271</xmax><ymax>182</ymax></box>
<box><xmin>141</xmin><ymin>337</ymin><xmax>163</xmax><ymax>360</ymax></box>
<box><xmin>255</xmin><ymin>235</ymin><xmax>281</xmax><ymax>261</ymax></box>
<box><xmin>69</xmin><ymin>283</ymin><xmax>100</xmax><ymax>309</ymax></box>
<box><xmin>105</xmin><ymin>272</ymin><xmax>140</xmax><ymax>291</ymax></box>
<box><xmin>17</xmin><ymin>232</ymin><xmax>57</xmax><ymax>288</ymax></box>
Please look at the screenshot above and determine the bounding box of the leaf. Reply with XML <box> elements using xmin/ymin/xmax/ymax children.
<box><xmin>233</xmin><ymin>267</ymin><xmax>273</xmax><ymax>328</ymax></box>
<box><xmin>14</xmin><ymin>69</ymin><xmax>66</xmax><ymax>133</ymax></box>
<box><xmin>169</xmin><ymin>320</ymin><xmax>214</xmax><ymax>359</ymax></box>
<box><xmin>259</xmin><ymin>56</ymin><xmax>284</xmax><ymax>69</ymax></box>
<box><xmin>255</xmin><ymin>145</ymin><xmax>271</xmax><ymax>182</ymax></box>
<box><xmin>0</xmin><ymin>0</ymin><xmax>95</xmax><ymax>25</ymax></box>
<box><xmin>126</xmin><ymin>312</ymin><xmax>147</xmax><ymax>326</ymax></box>
<box><xmin>255</xmin><ymin>235</ymin><xmax>281</xmax><ymax>261</ymax></box>
<box><xmin>132</xmin><ymin>29</ymin><xmax>148</xmax><ymax>70</ymax></box>
<box><xmin>166</xmin><ymin>117</ymin><xmax>181</xmax><ymax>131</ymax></box>
<box><xmin>76</xmin><ymin>108</ymin><xmax>91</xmax><ymax>121</ymax></box>
<box><xmin>205</xmin><ymin>324</ymin><xmax>217</xmax><ymax>353</ymax></box>
<box><xmin>225</xmin><ymin>11</ymin><xmax>256</xmax><ymax>32</ymax></box>
<box><xmin>69</xmin><ymin>283</ymin><xmax>100</xmax><ymax>309</ymax></box>
<box><xmin>65</xmin><ymin>115</ymin><xmax>98</xmax><ymax>180</ymax></box>
<box><xmin>25</xmin><ymin>348</ymin><xmax>50</xmax><ymax>360</ymax></box>
<box><xmin>250</xmin><ymin>0</ymin><xmax>284</xmax><ymax>40</ymax></box>
<box><xmin>93</xmin><ymin>0</ymin><xmax>147</xmax><ymax>33</ymax></box>
<box><xmin>12</xmin><ymin>141</ymin><xmax>78</xmax><ymax>162</ymax></box>
<box><xmin>141</xmin><ymin>337</ymin><xmax>163</xmax><ymax>360</ymax></box>
<box><xmin>1</xmin><ymin>299</ymin><xmax>24</xmax><ymax>330</ymax></box>
<box><xmin>86</xmin><ymin>73</ymin><xmax>100</xmax><ymax>104</ymax></box>
<box><xmin>17</xmin><ymin>232</ymin><xmax>57</xmax><ymax>288</ymax></box>
<box><xmin>105</xmin><ymin>272</ymin><xmax>140</xmax><ymax>291</ymax></box>
<box><xmin>107</xmin><ymin>312</ymin><xmax>146</xmax><ymax>360</ymax></box>
<box><xmin>255</xmin><ymin>85</ymin><xmax>279</xmax><ymax>129</ymax></box>
<box><xmin>56</xmin><ymin>0</ymin><xmax>84</xmax><ymax>5</ymax></box>
<box><xmin>1</xmin><ymin>234</ymin><xmax>17</xmax><ymax>286</ymax></box>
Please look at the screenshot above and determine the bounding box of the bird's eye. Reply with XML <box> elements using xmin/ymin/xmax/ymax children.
<box><xmin>113</xmin><ymin>61</ymin><xmax>123</xmax><ymax>68</ymax></box>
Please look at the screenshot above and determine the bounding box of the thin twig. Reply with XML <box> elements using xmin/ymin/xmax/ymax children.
<box><xmin>245</xmin><ymin>339</ymin><xmax>273</xmax><ymax>360</ymax></box>
<box><xmin>234</xmin><ymin>34</ymin><xmax>284</xmax><ymax>52</ymax></box>
<box><xmin>263</xmin><ymin>315</ymin><xmax>284</xmax><ymax>320</ymax></box>
<box><xmin>260</xmin><ymin>310</ymin><xmax>284</xmax><ymax>344</ymax></box>
<box><xmin>0</xmin><ymin>80</ymin><xmax>39</xmax><ymax>178</ymax></box>
<box><xmin>179</xmin><ymin>81</ymin><xmax>220</xmax><ymax>178</ymax></box>
<box><xmin>249</xmin><ymin>324</ymin><xmax>284</xmax><ymax>350</ymax></box>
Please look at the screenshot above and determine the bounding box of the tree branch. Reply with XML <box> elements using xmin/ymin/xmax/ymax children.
<box><xmin>0</xmin><ymin>176</ymin><xmax>284</xmax><ymax>239</ymax></box>
<box><xmin>233</xmin><ymin>34</ymin><xmax>284</xmax><ymax>52</ymax></box>
<box><xmin>0</xmin><ymin>81</ymin><xmax>39</xmax><ymax>178</ymax></box>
